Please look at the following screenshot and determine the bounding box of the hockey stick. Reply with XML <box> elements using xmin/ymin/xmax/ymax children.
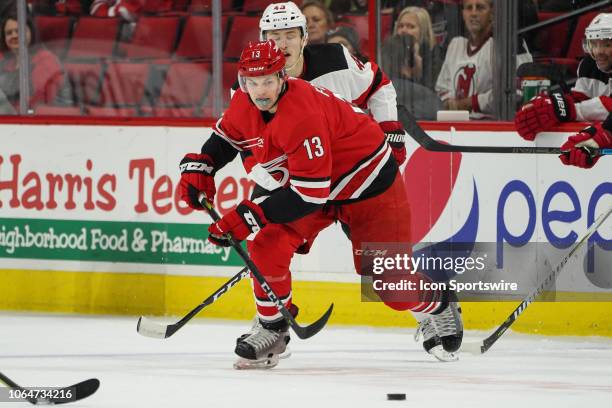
<box><xmin>463</xmin><ymin>205</ymin><xmax>612</xmax><ymax>355</ymax></box>
<box><xmin>402</xmin><ymin>117</ymin><xmax>612</xmax><ymax>157</ymax></box>
<box><xmin>200</xmin><ymin>194</ymin><xmax>334</xmax><ymax>340</ymax></box>
<box><xmin>137</xmin><ymin>266</ymin><xmax>250</xmax><ymax>339</ymax></box>
<box><xmin>0</xmin><ymin>372</ymin><xmax>99</xmax><ymax>405</ymax></box>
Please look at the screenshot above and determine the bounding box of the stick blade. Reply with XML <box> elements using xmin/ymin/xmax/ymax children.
<box><xmin>291</xmin><ymin>303</ymin><xmax>334</xmax><ymax>340</ymax></box>
<box><xmin>50</xmin><ymin>378</ymin><xmax>100</xmax><ymax>405</ymax></box>
<box><xmin>136</xmin><ymin>316</ymin><xmax>169</xmax><ymax>339</ymax></box>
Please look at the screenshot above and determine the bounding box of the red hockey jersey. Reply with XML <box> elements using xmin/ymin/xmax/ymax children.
<box><xmin>214</xmin><ymin>78</ymin><xmax>394</xmax><ymax>205</ymax></box>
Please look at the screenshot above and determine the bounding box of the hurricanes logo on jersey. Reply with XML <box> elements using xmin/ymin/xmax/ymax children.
<box><xmin>454</xmin><ymin>64</ymin><xmax>477</xmax><ymax>99</ymax></box>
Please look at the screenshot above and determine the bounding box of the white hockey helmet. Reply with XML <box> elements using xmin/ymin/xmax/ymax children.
<box><xmin>259</xmin><ymin>1</ymin><xmax>308</xmax><ymax>41</ymax></box>
<box><xmin>583</xmin><ymin>13</ymin><xmax>612</xmax><ymax>60</ymax></box>
<box><xmin>585</xmin><ymin>13</ymin><xmax>612</xmax><ymax>40</ymax></box>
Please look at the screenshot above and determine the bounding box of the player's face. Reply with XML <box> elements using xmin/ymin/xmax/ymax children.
<box><xmin>264</xmin><ymin>28</ymin><xmax>304</xmax><ymax>70</ymax></box>
<box><xmin>396</xmin><ymin>13</ymin><xmax>421</xmax><ymax>42</ymax></box>
<box><xmin>303</xmin><ymin>5</ymin><xmax>330</xmax><ymax>44</ymax></box>
<box><xmin>3</xmin><ymin>19</ymin><xmax>31</xmax><ymax>53</ymax></box>
<box><xmin>462</xmin><ymin>0</ymin><xmax>493</xmax><ymax>38</ymax></box>
<box><xmin>327</xmin><ymin>35</ymin><xmax>354</xmax><ymax>54</ymax></box>
<box><xmin>244</xmin><ymin>74</ymin><xmax>284</xmax><ymax>112</ymax></box>
<box><xmin>589</xmin><ymin>38</ymin><xmax>612</xmax><ymax>72</ymax></box>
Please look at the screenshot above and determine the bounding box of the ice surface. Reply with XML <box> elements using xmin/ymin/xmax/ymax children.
<box><xmin>1</xmin><ymin>313</ymin><xmax>611</xmax><ymax>407</ymax></box>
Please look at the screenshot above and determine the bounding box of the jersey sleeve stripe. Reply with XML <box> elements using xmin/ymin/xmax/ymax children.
<box><xmin>290</xmin><ymin>185</ymin><xmax>329</xmax><ymax>204</ymax></box>
<box><xmin>214</xmin><ymin>117</ymin><xmax>264</xmax><ymax>151</ymax></box>
<box><xmin>290</xmin><ymin>178</ymin><xmax>331</xmax><ymax>188</ymax></box>
<box><xmin>290</xmin><ymin>175</ymin><xmax>331</xmax><ymax>182</ymax></box>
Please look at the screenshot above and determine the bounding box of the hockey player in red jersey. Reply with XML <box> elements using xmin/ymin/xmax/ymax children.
<box><xmin>244</xmin><ymin>1</ymin><xmax>407</xmax><ymax>166</ymax></box>
<box><xmin>238</xmin><ymin>2</ymin><xmax>453</xmax><ymax>358</ymax></box>
<box><xmin>515</xmin><ymin>12</ymin><xmax>612</xmax><ymax>168</ymax></box>
<box><xmin>179</xmin><ymin>41</ymin><xmax>463</xmax><ymax>369</ymax></box>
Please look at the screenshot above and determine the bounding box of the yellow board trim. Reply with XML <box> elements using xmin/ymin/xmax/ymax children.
<box><xmin>1</xmin><ymin>269</ymin><xmax>611</xmax><ymax>337</ymax></box>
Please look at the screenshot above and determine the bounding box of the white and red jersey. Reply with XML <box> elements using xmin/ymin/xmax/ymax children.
<box><xmin>435</xmin><ymin>36</ymin><xmax>494</xmax><ymax>115</ymax></box>
<box><xmin>571</xmin><ymin>56</ymin><xmax>612</xmax><ymax>121</ymax></box>
<box><xmin>215</xmin><ymin>78</ymin><xmax>395</xmax><ymax>206</ymax></box>
<box><xmin>301</xmin><ymin>44</ymin><xmax>398</xmax><ymax>122</ymax></box>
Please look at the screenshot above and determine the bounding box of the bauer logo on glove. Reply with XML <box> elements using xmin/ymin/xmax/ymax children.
<box><xmin>515</xmin><ymin>91</ymin><xmax>576</xmax><ymax>141</ymax></box>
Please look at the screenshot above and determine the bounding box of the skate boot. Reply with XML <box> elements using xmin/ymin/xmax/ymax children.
<box><xmin>234</xmin><ymin>319</ymin><xmax>291</xmax><ymax>370</ymax></box>
<box><xmin>236</xmin><ymin>317</ymin><xmax>291</xmax><ymax>359</ymax></box>
<box><xmin>414</xmin><ymin>296</ymin><xmax>463</xmax><ymax>362</ymax></box>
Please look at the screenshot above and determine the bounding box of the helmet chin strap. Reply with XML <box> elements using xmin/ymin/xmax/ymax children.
<box><xmin>285</xmin><ymin>38</ymin><xmax>307</xmax><ymax>76</ymax></box>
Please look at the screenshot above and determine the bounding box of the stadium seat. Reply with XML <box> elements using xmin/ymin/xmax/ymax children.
<box><xmin>35</xmin><ymin>105</ymin><xmax>82</xmax><ymax>115</ymax></box>
<box><xmin>34</xmin><ymin>15</ymin><xmax>72</xmax><ymax>59</ymax></box>
<box><xmin>67</xmin><ymin>17</ymin><xmax>120</xmax><ymax>59</ymax></box>
<box><xmin>566</xmin><ymin>11</ymin><xmax>599</xmax><ymax>60</ymax></box>
<box><xmin>340</xmin><ymin>13</ymin><xmax>393</xmax><ymax>56</ymax></box>
<box><xmin>156</xmin><ymin>62</ymin><xmax>211</xmax><ymax>106</ymax></box>
<box><xmin>86</xmin><ymin>106</ymin><xmax>138</xmax><ymax>117</ymax></box>
<box><xmin>64</xmin><ymin>62</ymin><xmax>104</xmax><ymax>105</ymax></box>
<box><xmin>99</xmin><ymin>63</ymin><xmax>151</xmax><ymax>106</ymax></box>
<box><xmin>175</xmin><ymin>15</ymin><xmax>228</xmax><ymax>60</ymax></box>
<box><xmin>141</xmin><ymin>107</ymin><xmax>200</xmax><ymax>117</ymax></box>
<box><xmin>121</xmin><ymin>16</ymin><xmax>180</xmax><ymax>59</ymax></box>
<box><xmin>533</xmin><ymin>12</ymin><xmax>571</xmax><ymax>58</ymax></box>
<box><xmin>188</xmin><ymin>0</ymin><xmax>235</xmax><ymax>13</ymax></box>
<box><xmin>140</xmin><ymin>0</ymin><xmax>174</xmax><ymax>14</ymax></box>
<box><xmin>224</xmin><ymin>15</ymin><xmax>261</xmax><ymax>59</ymax></box>
<box><xmin>243</xmin><ymin>0</ymin><xmax>276</xmax><ymax>13</ymax></box>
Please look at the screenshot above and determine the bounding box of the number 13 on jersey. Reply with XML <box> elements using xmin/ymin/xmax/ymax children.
<box><xmin>303</xmin><ymin>136</ymin><xmax>325</xmax><ymax>159</ymax></box>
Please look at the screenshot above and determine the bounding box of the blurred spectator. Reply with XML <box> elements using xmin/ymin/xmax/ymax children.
<box><xmin>0</xmin><ymin>14</ymin><xmax>70</xmax><ymax>113</ymax></box>
<box><xmin>325</xmin><ymin>25</ymin><xmax>366</xmax><ymax>61</ymax></box>
<box><xmin>388</xmin><ymin>0</ymin><xmax>461</xmax><ymax>48</ymax></box>
<box><xmin>54</xmin><ymin>1</ymin><xmax>89</xmax><ymax>15</ymax></box>
<box><xmin>328</xmin><ymin>0</ymin><xmax>366</xmax><ymax>15</ymax></box>
<box><xmin>90</xmin><ymin>0</ymin><xmax>142</xmax><ymax>21</ymax></box>
<box><xmin>435</xmin><ymin>0</ymin><xmax>494</xmax><ymax>116</ymax></box>
<box><xmin>301</xmin><ymin>0</ymin><xmax>334</xmax><ymax>44</ymax></box>
<box><xmin>381</xmin><ymin>34</ymin><xmax>442</xmax><ymax>120</ymax></box>
<box><xmin>390</xmin><ymin>6</ymin><xmax>444</xmax><ymax>90</ymax></box>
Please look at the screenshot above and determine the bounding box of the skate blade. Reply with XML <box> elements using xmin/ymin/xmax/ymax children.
<box><xmin>233</xmin><ymin>355</ymin><xmax>280</xmax><ymax>370</ymax></box>
<box><xmin>429</xmin><ymin>345</ymin><xmax>459</xmax><ymax>362</ymax></box>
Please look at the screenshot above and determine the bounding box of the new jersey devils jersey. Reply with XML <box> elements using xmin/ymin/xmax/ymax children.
<box><xmin>215</xmin><ymin>78</ymin><xmax>395</xmax><ymax>208</ymax></box>
<box><xmin>435</xmin><ymin>36</ymin><xmax>493</xmax><ymax>115</ymax></box>
<box><xmin>301</xmin><ymin>44</ymin><xmax>398</xmax><ymax>122</ymax></box>
<box><xmin>571</xmin><ymin>56</ymin><xmax>612</xmax><ymax>122</ymax></box>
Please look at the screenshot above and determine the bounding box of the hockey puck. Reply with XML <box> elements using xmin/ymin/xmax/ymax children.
<box><xmin>387</xmin><ymin>393</ymin><xmax>406</xmax><ymax>401</ymax></box>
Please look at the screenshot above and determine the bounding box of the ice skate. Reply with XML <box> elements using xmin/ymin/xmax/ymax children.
<box><xmin>236</xmin><ymin>317</ymin><xmax>291</xmax><ymax>359</ymax></box>
<box><xmin>233</xmin><ymin>320</ymin><xmax>291</xmax><ymax>370</ymax></box>
<box><xmin>415</xmin><ymin>301</ymin><xmax>463</xmax><ymax>362</ymax></box>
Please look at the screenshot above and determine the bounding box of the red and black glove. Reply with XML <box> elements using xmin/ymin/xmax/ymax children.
<box><xmin>179</xmin><ymin>153</ymin><xmax>216</xmax><ymax>210</ymax></box>
<box><xmin>208</xmin><ymin>200</ymin><xmax>268</xmax><ymax>246</ymax></box>
<box><xmin>515</xmin><ymin>91</ymin><xmax>576</xmax><ymax>141</ymax></box>
<box><xmin>380</xmin><ymin>121</ymin><xmax>407</xmax><ymax>165</ymax></box>
<box><xmin>559</xmin><ymin>122</ymin><xmax>612</xmax><ymax>169</ymax></box>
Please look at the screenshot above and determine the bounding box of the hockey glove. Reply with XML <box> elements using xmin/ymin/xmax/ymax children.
<box><xmin>380</xmin><ymin>121</ymin><xmax>407</xmax><ymax>165</ymax></box>
<box><xmin>179</xmin><ymin>153</ymin><xmax>216</xmax><ymax>210</ymax></box>
<box><xmin>514</xmin><ymin>91</ymin><xmax>576</xmax><ymax>141</ymax></box>
<box><xmin>208</xmin><ymin>200</ymin><xmax>268</xmax><ymax>246</ymax></box>
<box><xmin>559</xmin><ymin>122</ymin><xmax>612</xmax><ymax>169</ymax></box>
